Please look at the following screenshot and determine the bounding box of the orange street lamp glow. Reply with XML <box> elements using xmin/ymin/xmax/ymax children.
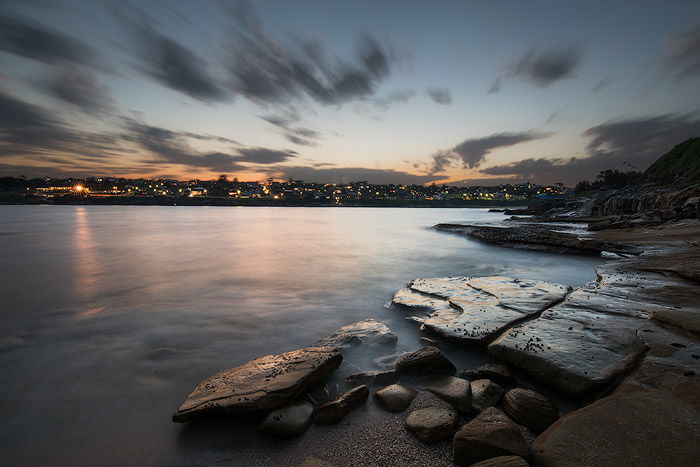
<box><xmin>74</xmin><ymin>185</ymin><xmax>84</xmax><ymax>192</ymax></box>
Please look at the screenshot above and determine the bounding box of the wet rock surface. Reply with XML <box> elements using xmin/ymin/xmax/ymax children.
<box><xmin>314</xmin><ymin>385</ymin><xmax>369</xmax><ymax>424</ymax></box>
<box><xmin>471</xmin><ymin>379</ymin><xmax>505</xmax><ymax>412</ymax></box>
<box><xmin>393</xmin><ymin>276</ymin><xmax>570</xmax><ymax>343</ymax></box>
<box><xmin>345</xmin><ymin>370</ymin><xmax>397</xmax><ymax>386</ymax></box>
<box><xmin>172</xmin><ymin>347</ymin><xmax>342</xmax><ymax>422</ymax></box>
<box><xmin>404</xmin><ymin>406</ymin><xmax>458</xmax><ymax>443</ymax></box>
<box><xmin>375</xmin><ymin>384</ymin><xmax>417</xmax><ymax>413</ymax></box>
<box><xmin>461</xmin><ymin>363</ymin><xmax>513</xmax><ymax>384</ymax></box>
<box><xmin>257</xmin><ymin>400</ymin><xmax>314</xmax><ymax>437</ymax></box>
<box><xmin>314</xmin><ymin>319</ymin><xmax>397</xmax><ymax>349</ymax></box>
<box><xmin>503</xmin><ymin>388</ymin><xmax>559</xmax><ymax>432</ymax></box>
<box><xmin>421</xmin><ymin>376</ymin><xmax>472</xmax><ymax>413</ymax></box>
<box><xmin>452</xmin><ymin>407</ymin><xmax>529</xmax><ymax>466</ymax></box>
<box><xmin>395</xmin><ymin>346</ymin><xmax>456</xmax><ymax>375</ymax></box>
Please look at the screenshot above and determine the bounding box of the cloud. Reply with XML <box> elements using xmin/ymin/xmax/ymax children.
<box><xmin>373</xmin><ymin>89</ymin><xmax>414</xmax><ymax>109</ymax></box>
<box><xmin>545</xmin><ymin>107</ymin><xmax>566</xmax><ymax>124</ymax></box>
<box><xmin>273</xmin><ymin>166</ymin><xmax>446</xmax><ymax>185</ymax></box>
<box><xmin>427</xmin><ymin>87</ymin><xmax>452</xmax><ymax>105</ymax></box>
<box><xmin>262</xmin><ymin>113</ymin><xmax>319</xmax><ymax>146</ymax></box>
<box><xmin>0</xmin><ymin>12</ymin><xmax>96</xmax><ymax>66</ymax></box>
<box><xmin>48</xmin><ymin>67</ymin><xmax>113</xmax><ymax>115</ymax></box>
<box><xmin>496</xmin><ymin>46</ymin><xmax>582</xmax><ymax>90</ymax></box>
<box><xmin>237</xmin><ymin>147</ymin><xmax>297</xmax><ymax>164</ymax></box>
<box><xmin>487</xmin><ymin>78</ymin><xmax>501</xmax><ymax>94</ymax></box>
<box><xmin>591</xmin><ymin>76</ymin><xmax>613</xmax><ymax>93</ymax></box>
<box><xmin>662</xmin><ymin>23</ymin><xmax>700</xmax><ymax>80</ymax></box>
<box><xmin>228</xmin><ymin>4</ymin><xmax>392</xmax><ymax>106</ymax></box>
<box><xmin>480</xmin><ymin>113</ymin><xmax>700</xmax><ymax>184</ymax></box>
<box><xmin>427</xmin><ymin>131</ymin><xmax>552</xmax><ymax>173</ymax></box>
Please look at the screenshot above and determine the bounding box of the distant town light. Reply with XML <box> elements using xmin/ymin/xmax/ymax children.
<box><xmin>74</xmin><ymin>185</ymin><xmax>84</xmax><ymax>192</ymax></box>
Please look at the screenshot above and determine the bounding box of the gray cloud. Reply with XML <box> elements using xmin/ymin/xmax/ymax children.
<box><xmin>480</xmin><ymin>113</ymin><xmax>700</xmax><ymax>184</ymax></box>
<box><xmin>428</xmin><ymin>131</ymin><xmax>551</xmax><ymax>173</ymax></box>
<box><xmin>262</xmin><ymin>114</ymin><xmax>319</xmax><ymax>146</ymax></box>
<box><xmin>591</xmin><ymin>76</ymin><xmax>613</xmax><ymax>93</ymax></box>
<box><xmin>228</xmin><ymin>5</ymin><xmax>392</xmax><ymax>106</ymax></box>
<box><xmin>237</xmin><ymin>147</ymin><xmax>297</xmax><ymax>164</ymax></box>
<box><xmin>427</xmin><ymin>87</ymin><xmax>452</xmax><ymax>105</ymax></box>
<box><xmin>663</xmin><ymin>23</ymin><xmax>700</xmax><ymax>80</ymax></box>
<box><xmin>545</xmin><ymin>107</ymin><xmax>566</xmax><ymax>124</ymax></box>
<box><xmin>0</xmin><ymin>12</ymin><xmax>95</xmax><ymax>66</ymax></box>
<box><xmin>273</xmin><ymin>166</ymin><xmax>446</xmax><ymax>185</ymax></box>
<box><xmin>373</xmin><ymin>89</ymin><xmax>414</xmax><ymax>109</ymax></box>
<box><xmin>49</xmin><ymin>67</ymin><xmax>113</xmax><ymax>115</ymax></box>
<box><xmin>498</xmin><ymin>46</ymin><xmax>582</xmax><ymax>89</ymax></box>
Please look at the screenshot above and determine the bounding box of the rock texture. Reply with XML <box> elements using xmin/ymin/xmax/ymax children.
<box><xmin>345</xmin><ymin>370</ymin><xmax>397</xmax><ymax>386</ymax></box>
<box><xmin>461</xmin><ymin>363</ymin><xmax>513</xmax><ymax>384</ymax></box>
<box><xmin>375</xmin><ymin>384</ymin><xmax>417</xmax><ymax>413</ymax></box>
<box><xmin>172</xmin><ymin>347</ymin><xmax>342</xmax><ymax>422</ymax></box>
<box><xmin>404</xmin><ymin>406</ymin><xmax>458</xmax><ymax>443</ymax></box>
<box><xmin>393</xmin><ymin>277</ymin><xmax>570</xmax><ymax>344</ymax></box>
<box><xmin>422</xmin><ymin>376</ymin><xmax>472</xmax><ymax>413</ymax></box>
<box><xmin>257</xmin><ymin>400</ymin><xmax>314</xmax><ymax>437</ymax></box>
<box><xmin>470</xmin><ymin>456</ymin><xmax>529</xmax><ymax>467</ymax></box>
<box><xmin>395</xmin><ymin>346</ymin><xmax>456</xmax><ymax>375</ymax></box>
<box><xmin>314</xmin><ymin>385</ymin><xmax>369</xmax><ymax>424</ymax></box>
<box><xmin>502</xmin><ymin>388</ymin><xmax>558</xmax><ymax>432</ymax></box>
<box><xmin>471</xmin><ymin>379</ymin><xmax>505</xmax><ymax>412</ymax></box>
<box><xmin>452</xmin><ymin>407</ymin><xmax>529</xmax><ymax>466</ymax></box>
<box><xmin>314</xmin><ymin>319</ymin><xmax>397</xmax><ymax>349</ymax></box>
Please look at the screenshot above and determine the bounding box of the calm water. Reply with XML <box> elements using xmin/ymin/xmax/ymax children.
<box><xmin>0</xmin><ymin>206</ymin><xmax>600</xmax><ymax>466</ymax></box>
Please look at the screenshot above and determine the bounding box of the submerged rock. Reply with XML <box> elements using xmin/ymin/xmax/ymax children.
<box><xmin>461</xmin><ymin>363</ymin><xmax>513</xmax><ymax>384</ymax></box>
<box><xmin>503</xmin><ymin>388</ymin><xmax>559</xmax><ymax>432</ymax></box>
<box><xmin>422</xmin><ymin>375</ymin><xmax>472</xmax><ymax>413</ymax></box>
<box><xmin>375</xmin><ymin>384</ymin><xmax>417</xmax><ymax>413</ymax></box>
<box><xmin>395</xmin><ymin>346</ymin><xmax>456</xmax><ymax>374</ymax></box>
<box><xmin>257</xmin><ymin>399</ymin><xmax>314</xmax><ymax>437</ymax></box>
<box><xmin>172</xmin><ymin>346</ymin><xmax>342</xmax><ymax>422</ymax></box>
<box><xmin>393</xmin><ymin>276</ymin><xmax>570</xmax><ymax>344</ymax></box>
<box><xmin>471</xmin><ymin>379</ymin><xmax>505</xmax><ymax>412</ymax></box>
<box><xmin>313</xmin><ymin>385</ymin><xmax>369</xmax><ymax>424</ymax></box>
<box><xmin>452</xmin><ymin>407</ymin><xmax>529</xmax><ymax>466</ymax></box>
<box><xmin>404</xmin><ymin>406</ymin><xmax>458</xmax><ymax>443</ymax></box>
<box><xmin>314</xmin><ymin>319</ymin><xmax>397</xmax><ymax>349</ymax></box>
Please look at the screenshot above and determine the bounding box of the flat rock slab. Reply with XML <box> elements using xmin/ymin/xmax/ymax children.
<box><xmin>375</xmin><ymin>384</ymin><xmax>417</xmax><ymax>413</ymax></box>
<box><xmin>404</xmin><ymin>406</ymin><xmax>458</xmax><ymax>443</ymax></box>
<box><xmin>453</xmin><ymin>407</ymin><xmax>529</xmax><ymax>466</ymax></box>
<box><xmin>422</xmin><ymin>376</ymin><xmax>472</xmax><ymax>413</ymax></box>
<box><xmin>258</xmin><ymin>399</ymin><xmax>314</xmax><ymax>437</ymax></box>
<box><xmin>531</xmin><ymin>389</ymin><xmax>700</xmax><ymax>467</ymax></box>
<box><xmin>471</xmin><ymin>379</ymin><xmax>505</xmax><ymax>412</ymax></box>
<box><xmin>314</xmin><ymin>385</ymin><xmax>369</xmax><ymax>424</ymax></box>
<box><xmin>393</xmin><ymin>276</ymin><xmax>570</xmax><ymax>344</ymax></box>
<box><xmin>314</xmin><ymin>319</ymin><xmax>397</xmax><ymax>349</ymax></box>
<box><xmin>461</xmin><ymin>363</ymin><xmax>513</xmax><ymax>384</ymax></box>
<box><xmin>172</xmin><ymin>346</ymin><xmax>342</xmax><ymax>422</ymax></box>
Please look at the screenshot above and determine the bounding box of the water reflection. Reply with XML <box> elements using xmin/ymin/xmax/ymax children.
<box><xmin>72</xmin><ymin>207</ymin><xmax>101</xmax><ymax>308</ymax></box>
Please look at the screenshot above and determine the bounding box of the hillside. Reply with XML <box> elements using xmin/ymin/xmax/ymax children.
<box><xmin>644</xmin><ymin>137</ymin><xmax>700</xmax><ymax>184</ymax></box>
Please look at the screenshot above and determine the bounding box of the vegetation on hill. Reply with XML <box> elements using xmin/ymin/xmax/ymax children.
<box><xmin>644</xmin><ymin>137</ymin><xmax>700</xmax><ymax>184</ymax></box>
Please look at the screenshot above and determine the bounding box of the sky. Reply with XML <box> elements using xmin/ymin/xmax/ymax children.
<box><xmin>1</xmin><ymin>0</ymin><xmax>699</xmax><ymax>186</ymax></box>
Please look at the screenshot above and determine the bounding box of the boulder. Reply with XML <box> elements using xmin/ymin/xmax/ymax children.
<box><xmin>172</xmin><ymin>346</ymin><xmax>342</xmax><ymax>422</ymax></box>
<box><xmin>314</xmin><ymin>319</ymin><xmax>397</xmax><ymax>349</ymax></box>
<box><xmin>257</xmin><ymin>400</ymin><xmax>314</xmax><ymax>437</ymax></box>
<box><xmin>313</xmin><ymin>385</ymin><xmax>369</xmax><ymax>424</ymax></box>
<box><xmin>452</xmin><ymin>407</ymin><xmax>529</xmax><ymax>466</ymax></box>
<box><xmin>461</xmin><ymin>363</ymin><xmax>513</xmax><ymax>384</ymax></box>
<box><xmin>375</xmin><ymin>384</ymin><xmax>417</xmax><ymax>413</ymax></box>
<box><xmin>422</xmin><ymin>376</ymin><xmax>472</xmax><ymax>413</ymax></box>
<box><xmin>395</xmin><ymin>346</ymin><xmax>456</xmax><ymax>375</ymax></box>
<box><xmin>404</xmin><ymin>406</ymin><xmax>458</xmax><ymax>443</ymax></box>
<box><xmin>470</xmin><ymin>456</ymin><xmax>529</xmax><ymax>467</ymax></box>
<box><xmin>393</xmin><ymin>276</ymin><xmax>570</xmax><ymax>344</ymax></box>
<box><xmin>502</xmin><ymin>388</ymin><xmax>558</xmax><ymax>432</ymax></box>
<box><xmin>345</xmin><ymin>370</ymin><xmax>397</xmax><ymax>386</ymax></box>
<box><xmin>471</xmin><ymin>379</ymin><xmax>505</xmax><ymax>412</ymax></box>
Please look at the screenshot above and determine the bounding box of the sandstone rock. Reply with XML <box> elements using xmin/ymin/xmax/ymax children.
<box><xmin>395</xmin><ymin>346</ymin><xmax>456</xmax><ymax>375</ymax></box>
<box><xmin>531</xmin><ymin>389</ymin><xmax>700</xmax><ymax>466</ymax></box>
<box><xmin>422</xmin><ymin>376</ymin><xmax>472</xmax><ymax>413</ymax></box>
<box><xmin>345</xmin><ymin>370</ymin><xmax>397</xmax><ymax>386</ymax></box>
<box><xmin>375</xmin><ymin>384</ymin><xmax>417</xmax><ymax>413</ymax></box>
<box><xmin>469</xmin><ymin>456</ymin><xmax>530</xmax><ymax>467</ymax></box>
<box><xmin>172</xmin><ymin>347</ymin><xmax>342</xmax><ymax>422</ymax></box>
<box><xmin>258</xmin><ymin>400</ymin><xmax>314</xmax><ymax>437</ymax></box>
<box><xmin>453</xmin><ymin>407</ymin><xmax>529</xmax><ymax>466</ymax></box>
<box><xmin>471</xmin><ymin>379</ymin><xmax>504</xmax><ymax>412</ymax></box>
<box><xmin>502</xmin><ymin>388</ymin><xmax>558</xmax><ymax>432</ymax></box>
<box><xmin>460</xmin><ymin>363</ymin><xmax>513</xmax><ymax>384</ymax></box>
<box><xmin>299</xmin><ymin>456</ymin><xmax>335</xmax><ymax>467</ymax></box>
<box><xmin>393</xmin><ymin>276</ymin><xmax>570</xmax><ymax>344</ymax></box>
<box><xmin>314</xmin><ymin>319</ymin><xmax>397</xmax><ymax>349</ymax></box>
<box><xmin>314</xmin><ymin>385</ymin><xmax>369</xmax><ymax>424</ymax></box>
<box><xmin>404</xmin><ymin>406</ymin><xmax>458</xmax><ymax>443</ymax></box>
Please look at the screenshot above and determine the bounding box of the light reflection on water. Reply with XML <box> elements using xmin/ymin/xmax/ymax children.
<box><xmin>0</xmin><ymin>206</ymin><xmax>601</xmax><ymax>465</ymax></box>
